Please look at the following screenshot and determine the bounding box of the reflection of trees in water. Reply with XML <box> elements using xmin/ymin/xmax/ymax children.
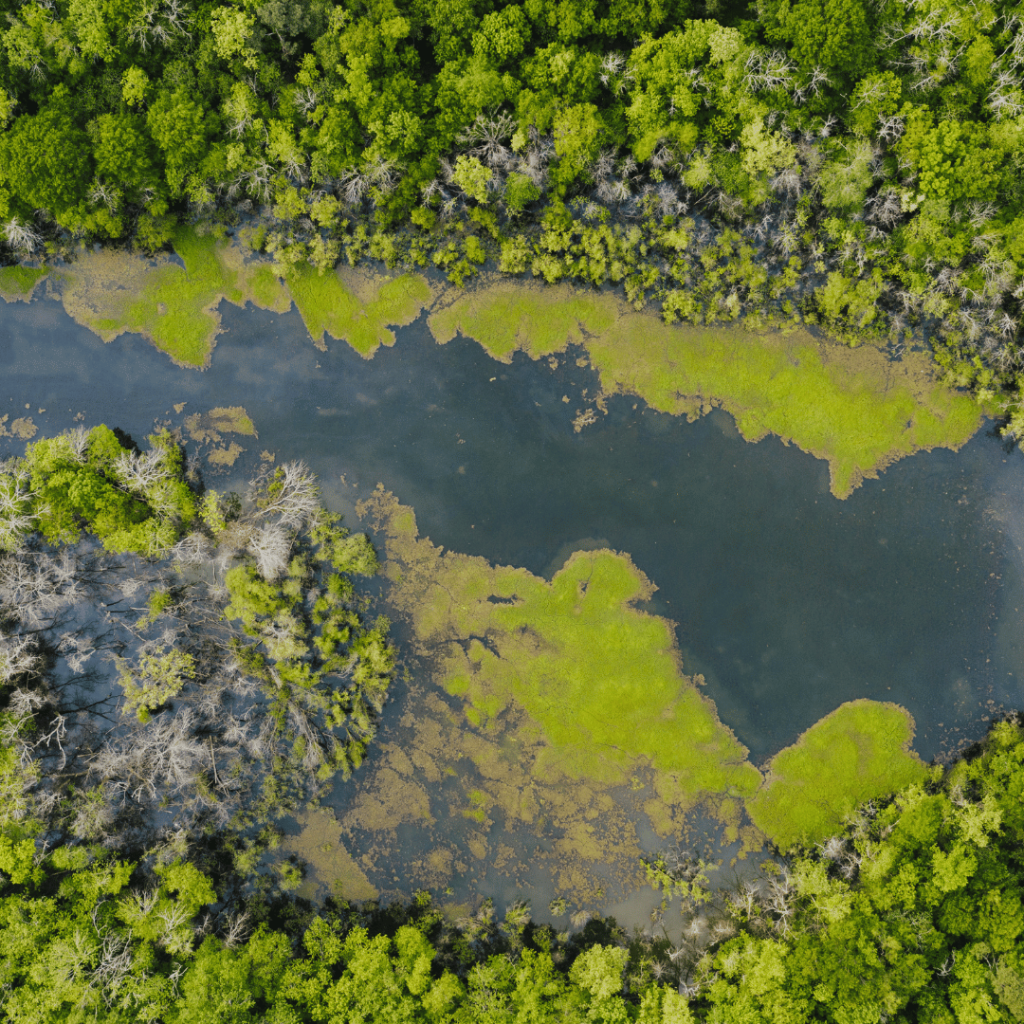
<box><xmin>0</xmin><ymin>432</ymin><xmax>393</xmax><ymax>852</ymax></box>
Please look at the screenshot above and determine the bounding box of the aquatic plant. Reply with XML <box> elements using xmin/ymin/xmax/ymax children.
<box><xmin>430</xmin><ymin>282</ymin><xmax>982</xmax><ymax>498</ymax></box>
<box><xmin>745</xmin><ymin>699</ymin><xmax>929</xmax><ymax>851</ymax></box>
<box><xmin>358</xmin><ymin>485</ymin><xmax>759</xmax><ymax>803</ymax></box>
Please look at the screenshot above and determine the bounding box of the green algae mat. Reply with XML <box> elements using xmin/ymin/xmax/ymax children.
<box><xmin>345</xmin><ymin>487</ymin><xmax>932</xmax><ymax>904</ymax></box>
<box><xmin>746</xmin><ymin>700</ymin><xmax>928</xmax><ymax>852</ymax></box>
<box><xmin>54</xmin><ymin>228</ymin><xmax>430</xmax><ymax>367</ymax></box>
<box><xmin>24</xmin><ymin>239</ymin><xmax>982</xmax><ymax>497</ymax></box>
<box><xmin>428</xmin><ymin>282</ymin><xmax>982</xmax><ymax>498</ymax></box>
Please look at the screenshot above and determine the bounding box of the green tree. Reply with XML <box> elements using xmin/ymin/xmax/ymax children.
<box><xmin>758</xmin><ymin>0</ymin><xmax>877</xmax><ymax>78</ymax></box>
<box><xmin>0</xmin><ymin>102</ymin><xmax>92</xmax><ymax>221</ymax></box>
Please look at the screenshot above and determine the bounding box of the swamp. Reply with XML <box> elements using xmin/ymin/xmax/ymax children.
<box><xmin>1</xmin><ymin>251</ymin><xmax>1021</xmax><ymax>935</ymax></box>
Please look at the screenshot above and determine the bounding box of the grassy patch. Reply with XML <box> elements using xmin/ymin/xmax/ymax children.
<box><xmin>745</xmin><ymin>699</ymin><xmax>928</xmax><ymax>852</ymax></box>
<box><xmin>120</xmin><ymin>229</ymin><xmax>235</xmax><ymax>365</ymax></box>
<box><xmin>358</xmin><ymin>485</ymin><xmax>759</xmax><ymax>802</ymax></box>
<box><xmin>58</xmin><ymin>229</ymin><xmax>235</xmax><ymax>367</ymax></box>
<box><xmin>290</xmin><ymin>263</ymin><xmax>432</xmax><ymax>356</ymax></box>
<box><xmin>428</xmin><ymin>281</ymin><xmax>982</xmax><ymax>497</ymax></box>
<box><xmin>429</xmin><ymin>281</ymin><xmax>616</xmax><ymax>360</ymax></box>
<box><xmin>353</xmin><ymin>489</ymin><xmax>933</xmax><ymax>901</ymax></box>
<box><xmin>0</xmin><ymin>264</ymin><xmax>47</xmax><ymax>302</ymax></box>
<box><xmin>57</xmin><ymin>234</ymin><xmax>430</xmax><ymax>367</ymax></box>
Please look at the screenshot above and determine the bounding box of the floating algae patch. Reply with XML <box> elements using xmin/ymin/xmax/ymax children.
<box><xmin>207</xmin><ymin>442</ymin><xmax>244</xmax><ymax>467</ymax></box>
<box><xmin>5</xmin><ymin>416</ymin><xmax>37</xmax><ymax>440</ymax></box>
<box><xmin>281</xmin><ymin>809</ymin><xmax>378</xmax><ymax>901</ymax></box>
<box><xmin>340</xmin><ymin>487</ymin><xmax>761</xmax><ymax>905</ymax></box>
<box><xmin>428</xmin><ymin>280</ymin><xmax>982</xmax><ymax>498</ymax></box>
<box><xmin>54</xmin><ymin>229</ymin><xmax>430</xmax><ymax>366</ymax></box>
<box><xmin>289</xmin><ymin>263</ymin><xmax>432</xmax><ymax>356</ymax></box>
<box><xmin>745</xmin><ymin>699</ymin><xmax>928</xmax><ymax>852</ymax></box>
<box><xmin>184</xmin><ymin>406</ymin><xmax>257</xmax><ymax>442</ymax></box>
<box><xmin>0</xmin><ymin>264</ymin><xmax>47</xmax><ymax>302</ymax></box>
<box><xmin>184</xmin><ymin>406</ymin><xmax>256</xmax><ymax>470</ymax></box>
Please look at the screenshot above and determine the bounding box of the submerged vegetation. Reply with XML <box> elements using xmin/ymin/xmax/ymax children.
<box><xmin>352</xmin><ymin>486</ymin><xmax>936</xmax><ymax>895</ymax></box>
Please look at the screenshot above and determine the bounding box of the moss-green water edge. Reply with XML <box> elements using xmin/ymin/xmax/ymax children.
<box><xmin>746</xmin><ymin>699</ymin><xmax>929</xmax><ymax>853</ymax></box>
<box><xmin>357</xmin><ymin>488</ymin><xmax>931</xmax><ymax>872</ymax></box>
<box><xmin>0</xmin><ymin>264</ymin><xmax>47</xmax><ymax>302</ymax></box>
<box><xmin>13</xmin><ymin>241</ymin><xmax>982</xmax><ymax>497</ymax></box>
<box><xmin>53</xmin><ymin>227</ymin><xmax>433</xmax><ymax>368</ymax></box>
<box><xmin>428</xmin><ymin>280</ymin><xmax>983</xmax><ymax>499</ymax></box>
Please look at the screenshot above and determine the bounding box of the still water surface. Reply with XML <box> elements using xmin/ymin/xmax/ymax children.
<box><xmin>2</xmin><ymin>291</ymin><xmax>1022</xmax><ymax>912</ymax></box>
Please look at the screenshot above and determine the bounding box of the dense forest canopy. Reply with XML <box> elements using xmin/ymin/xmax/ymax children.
<box><xmin>1</xmin><ymin>0</ymin><xmax>1024</xmax><ymax>423</ymax></box>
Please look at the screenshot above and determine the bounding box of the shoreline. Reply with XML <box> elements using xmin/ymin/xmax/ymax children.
<box><xmin>0</xmin><ymin>231</ymin><xmax>985</xmax><ymax>498</ymax></box>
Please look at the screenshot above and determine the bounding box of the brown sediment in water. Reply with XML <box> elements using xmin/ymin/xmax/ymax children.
<box><xmin>333</xmin><ymin>486</ymin><xmax>761</xmax><ymax>906</ymax></box>
<box><xmin>280</xmin><ymin>808</ymin><xmax>379</xmax><ymax>901</ymax></box>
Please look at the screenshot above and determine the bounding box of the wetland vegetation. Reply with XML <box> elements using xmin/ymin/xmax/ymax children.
<box><xmin>3</xmin><ymin>705</ymin><xmax>1022</xmax><ymax>1022</ymax></box>
<box><xmin>24</xmin><ymin>232</ymin><xmax>984</xmax><ymax>498</ymax></box>
<box><xmin>0</xmin><ymin>425</ymin><xmax>393</xmax><ymax>848</ymax></box>
<box><xmin>2</xmin><ymin>0</ymin><xmax>1024</xmax><ymax>436</ymax></box>
<box><xmin>2</xmin><ymin>0</ymin><xmax>1024</xmax><ymax>1015</ymax></box>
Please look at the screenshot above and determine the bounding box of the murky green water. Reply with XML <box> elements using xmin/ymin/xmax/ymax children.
<box><xmin>2</xmin><ymin>290</ymin><xmax>1022</xmax><ymax>918</ymax></box>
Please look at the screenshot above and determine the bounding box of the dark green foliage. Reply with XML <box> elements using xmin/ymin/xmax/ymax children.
<box><xmin>1</xmin><ymin>425</ymin><xmax>193</xmax><ymax>555</ymax></box>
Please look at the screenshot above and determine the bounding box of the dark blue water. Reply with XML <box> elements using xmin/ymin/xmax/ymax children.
<box><xmin>1</xmin><ymin>292</ymin><xmax>1021</xmax><ymax>766</ymax></box>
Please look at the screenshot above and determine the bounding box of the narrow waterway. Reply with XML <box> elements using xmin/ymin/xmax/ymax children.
<box><xmin>2</xmin><ymin>288</ymin><xmax>1022</xmax><ymax>919</ymax></box>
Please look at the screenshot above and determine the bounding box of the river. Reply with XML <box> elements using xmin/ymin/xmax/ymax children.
<box><xmin>1</xmin><ymin>286</ymin><xmax>1021</xmax><ymax>926</ymax></box>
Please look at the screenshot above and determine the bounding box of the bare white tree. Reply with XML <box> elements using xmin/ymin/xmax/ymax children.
<box><xmin>0</xmin><ymin>633</ymin><xmax>41</xmax><ymax>684</ymax></box>
<box><xmin>248</xmin><ymin>523</ymin><xmax>292</xmax><ymax>581</ymax></box>
<box><xmin>250</xmin><ymin>461</ymin><xmax>320</xmax><ymax>527</ymax></box>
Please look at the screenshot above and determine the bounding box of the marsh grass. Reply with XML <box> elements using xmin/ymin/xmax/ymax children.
<box><xmin>429</xmin><ymin>281</ymin><xmax>982</xmax><ymax>498</ymax></box>
<box><xmin>359</xmin><ymin>489</ymin><xmax>935</xmax><ymax>870</ymax></box>
<box><xmin>47</xmin><ymin>249</ymin><xmax>982</xmax><ymax>492</ymax></box>
<box><xmin>121</xmin><ymin>229</ymin><xmax>232</xmax><ymax>365</ymax></box>
<box><xmin>745</xmin><ymin>699</ymin><xmax>928</xmax><ymax>852</ymax></box>
<box><xmin>57</xmin><ymin>231</ymin><xmax>432</xmax><ymax>367</ymax></box>
<box><xmin>0</xmin><ymin>264</ymin><xmax>47</xmax><ymax>301</ymax></box>
<box><xmin>290</xmin><ymin>264</ymin><xmax>432</xmax><ymax>356</ymax></box>
<box><xmin>359</xmin><ymin>486</ymin><xmax>760</xmax><ymax>810</ymax></box>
